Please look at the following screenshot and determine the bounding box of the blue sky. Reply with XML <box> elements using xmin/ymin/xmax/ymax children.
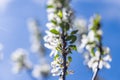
<box><xmin>0</xmin><ymin>0</ymin><xmax>120</xmax><ymax>80</ymax></box>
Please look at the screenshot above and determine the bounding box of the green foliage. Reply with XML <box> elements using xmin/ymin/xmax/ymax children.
<box><xmin>47</xmin><ymin>5</ymin><xmax>54</xmax><ymax>8</ymax></box>
<box><xmin>91</xmin><ymin>15</ymin><xmax>101</xmax><ymax>30</ymax></box>
<box><xmin>90</xmin><ymin>48</ymin><xmax>95</xmax><ymax>56</ymax></box>
<box><xmin>51</xmin><ymin>20</ymin><xmax>57</xmax><ymax>25</ymax></box>
<box><xmin>60</xmin><ymin>22</ymin><xmax>70</xmax><ymax>32</ymax></box>
<box><xmin>68</xmin><ymin>56</ymin><xmax>72</xmax><ymax>62</ymax></box>
<box><xmin>66</xmin><ymin>35</ymin><xmax>77</xmax><ymax>43</ymax></box>
<box><xmin>71</xmin><ymin>30</ymin><xmax>78</xmax><ymax>35</ymax></box>
<box><xmin>50</xmin><ymin>29</ymin><xmax>60</xmax><ymax>35</ymax></box>
<box><xmin>69</xmin><ymin>45</ymin><xmax>77</xmax><ymax>51</ymax></box>
<box><xmin>54</xmin><ymin>54</ymin><xmax>60</xmax><ymax>60</ymax></box>
<box><xmin>57</xmin><ymin>10</ymin><xmax>63</xmax><ymax>18</ymax></box>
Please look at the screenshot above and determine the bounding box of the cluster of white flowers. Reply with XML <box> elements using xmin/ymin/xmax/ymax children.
<box><xmin>44</xmin><ymin>0</ymin><xmax>75</xmax><ymax>78</ymax></box>
<box><xmin>32</xmin><ymin>62</ymin><xmax>50</xmax><ymax>78</ymax></box>
<box><xmin>28</xmin><ymin>19</ymin><xmax>50</xmax><ymax>78</ymax></box>
<box><xmin>44</xmin><ymin>30</ymin><xmax>60</xmax><ymax>57</ymax></box>
<box><xmin>11</xmin><ymin>19</ymin><xmax>50</xmax><ymax>78</ymax></box>
<box><xmin>73</xmin><ymin>18</ymin><xmax>88</xmax><ymax>53</ymax></box>
<box><xmin>79</xmin><ymin>15</ymin><xmax>112</xmax><ymax>72</ymax></box>
<box><xmin>74</xmin><ymin>18</ymin><xmax>87</xmax><ymax>35</ymax></box>
<box><xmin>51</xmin><ymin>57</ymin><xmax>63</xmax><ymax>76</ymax></box>
<box><xmin>0</xmin><ymin>43</ymin><xmax>3</xmax><ymax>60</ymax></box>
<box><xmin>44</xmin><ymin>0</ymin><xmax>63</xmax><ymax>58</ymax></box>
<box><xmin>28</xmin><ymin>19</ymin><xmax>44</xmax><ymax>55</ymax></box>
<box><xmin>87</xmin><ymin>49</ymin><xmax>112</xmax><ymax>72</ymax></box>
<box><xmin>11</xmin><ymin>48</ymin><xmax>32</xmax><ymax>73</ymax></box>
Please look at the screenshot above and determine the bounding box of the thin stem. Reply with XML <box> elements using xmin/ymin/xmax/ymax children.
<box><xmin>60</xmin><ymin>29</ymin><xmax>67</xmax><ymax>80</ymax></box>
<box><xmin>62</xmin><ymin>54</ymin><xmax>67</xmax><ymax>80</ymax></box>
<box><xmin>92</xmin><ymin>68</ymin><xmax>99</xmax><ymax>80</ymax></box>
<box><xmin>92</xmin><ymin>37</ymin><xmax>102</xmax><ymax>80</ymax></box>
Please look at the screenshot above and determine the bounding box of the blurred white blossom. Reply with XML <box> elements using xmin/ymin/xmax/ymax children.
<box><xmin>27</xmin><ymin>18</ymin><xmax>50</xmax><ymax>79</ymax></box>
<box><xmin>74</xmin><ymin>18</ymin><xmax>87</xmax><ymax>34</ymax></box>
<box><xmin>11</xmin><ymin>48</ymin><xmax>32</xmax><ymax>73</ymax></box>
<box><xmin>87</xmin><ymin>50</ymin><xmax>111</xmax><ymax>72</ymax></box>
<box><xmin>28</xmin><ymin>19</ymin><xmax>44</xmax><ymax>55</ymax></box>
<box><xmin>79</xmin><ymin>14</ymin><xmax>112</xmax><ymax>72</ymax></box>
<box><xmin>51</xmin><ymin>57</ymin><xmax>63</xmax><ymax>76</ymax></box>
<box><xmin>32</xmin><ymin>63</ymin><xmax>50</xmax><ymax>78</ymax></box>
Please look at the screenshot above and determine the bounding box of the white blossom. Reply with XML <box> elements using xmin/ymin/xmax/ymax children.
<box><xmin>44</xmin><ymin>30</ymin><xmax>60</xmax><ymax>57</ymax></box>
<box><xmin>45</xmin><ymin>0</ymin><xmax>75</xmax><ymax>78</ymax></box>
<box><xmin>103</xmin><ymin>47</ymin><xmax>110</xmax><ymax>54</ymax></box>
<box><xmin>32</xmin><ymin>63</ymin><xmax>50</xmax><ymax>78</ymax></box>
<box><xmin>88</xmin><ymin>30</ymin><xmax>96</xmax><ymax>42</ymax></box>
<box><xmin>87</xmin><ymin>51</ymin><xmax>100</xmax><ymax>72</ymax></box>
<box><xmin>28</xmin><ymin>19</ymin><xmax>44</xmax><ymax>54</ymax></box>
<box><xmin>79</xmin><ymin>15</ymin><xmax>112</xmax><ymax>72</ymax></box>
<box><xmin>51</xmin><ymin>57</ymin><xmax>63</xmax><ymax>76</ymax></box>
<box><xmin>47</xmin><ymin>0</ymin><xmax>62</xmax><ymax>9</ymax></box>
<box><xmin>74</xmin><ymin>18</ymin><xmax>87</xmax><ymax>34</ymax></box>
<box><xmin>78</xmin><ymin>34</ymin><xmax>88</xmax><ymax>52</ymax></box>
<box><xmin>11</xmin><ymin>48</ymin><xmax>32</xmax><ymax>73</ymax></box>
<box><xmin>87</xmin><ymin>50</ymin><xmax>111</xmax><ymax>72</ymax></box>
<box><xmin>103</xmin><ymin>54</ymin><xmax>112</xmax><ymax>62</ymax></box>
<box><xmin>47</xmin><ymin>13</ymin><xmax>61</xmax><ymax>23</ymax></box>
<box><xmin>97</xmin><ymin>29</ymin><xmax>103</xmax><ymax>36</ymax></box>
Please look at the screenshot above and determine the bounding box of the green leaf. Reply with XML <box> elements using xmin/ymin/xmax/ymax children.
<box><xmin>95</xmin><ymin>14</ymin><xmax>101</xmax><ymax>24</ymax></box>
<box><xmin>67</xmin><ymin>48</ymin><xmax>72</xmax><ymax>54</ymax></box>
<box><xmin>64</xmin><ymin>23</ymin><xmax>70</xmax><ymax>31</ymax></box>
<box><xmin>66</xmin><ymin>35</ymin><xmax>77</xmax><ymax>43</ymax></box>
<box><xmin>54</xmin><ymin>54</ymin><xmax>59</xmax><ymax>60</ymax></box>
<box><xmin>47</xmin><ymin>5</ymin><xmax>54</xmax><ymax>8</ymax></box>
<box><xmin>50</xmin><ymin>29</ymin><xmax>60</xmax><ymax>35</ymax></box>
<box><xmin>59</xmin><ymin>22</ymin><xmax>70</xmax><ymax>32</ymax></box>
<box><xmin>66</xmin><ymin>36</ymin><xmax>72</xmax><ymax>41</ymax></box>
<box><xmin>56</xmin><ymin>44</ymin><xmax>62</xmax><ymax>52</ymax></box>
<box><xmin>51</xmin><ymin>20</ymin><xmax>57</xmax><ymax>25</ymax></box>
<box><xmin>70</xmin><ymin>35</ymin><xmax>77</xmax><ymax>43</ymax></box>
<box><xmin>57</xmin><ymin>10</ymin><xmax>63</xmax><ymax>18</ymax></box>
<box><xmin>71</xmin><ymin>30</ymin><xmax>78</xmax><ymax>34</ymax></box>
<box><xmin>69</xmin><ymin>45</ymin><xmax>77</xmax><ymax>51</ymax></box>
<box><xmin>68</xmin><ymin>56</ymin><xmax>72</xmax><ymax>62</ymax></box>
<box><xmin>90</xmin><ymin>48</ymin><xmax>95</xmax><ymax>56</ymax></box>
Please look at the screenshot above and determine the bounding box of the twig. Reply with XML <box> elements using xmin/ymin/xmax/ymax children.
<box><xmin>92</xmin><ymin>36</ymin><xmax>102</xmax><ymax>80</ymax></box>
<box><xmin>92</xmin><ymin>68</ymin><xmax>99</xmax><ymax>80</ymax></box>
<box><xmin>60</xmin><ymin>29</ymin><xmax>67</xmax><ymax>80</ymax></box>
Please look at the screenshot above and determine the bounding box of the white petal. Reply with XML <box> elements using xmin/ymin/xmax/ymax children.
<box><xmin>99</xmin><ymin>60</ymin><xmax>103</xmax><ymax>69</ymax></box>
<box><xmin>95</xmin><ymin>51</ymin><xmax>100</xmax><ymax>58</ymax></box>
<box><xmin>46</xmin><ymin>22</ymin><xmax>55</xmax><ymax>30</ymax></box>
<box><xmin>103</xmin><ymin>55</ymin><xmax>112</xmax><ymax>62</ymax></box>
<box><xmin>103</xmin><ymin>62</ymin><xmax>111</xmax><ymax>69</ymax></box>
<box><xmin>50</xmin><ymin>50</ymin><xmax>58</xmax><ymax>57</ymax></box>
<box><xmin>44</xmin><ymin>43</ymin><xmax>53</xmax><ymax>50</ymax></box>
<box><xmin>88</xmin><ymin>30</ymin><xmax>95</xmax><ymax>42</ymax></box>
<box><xmin>103</xmin><ymin>47</ymin><xmax>110</xmax><ymax>54</ymax></box>
<box><xmin>32</xmin><ymin>65</ymin><xmax>41</xmax><ymax>78</ymax></box>
<box><xmin>92</xmin><ymin>62</ymin><xmax>98</xmax><ymax>72</ymax></box>
<box><xmin>97</xmin><ymin>29</ymin><xmax>103</xmax><ymax>36</ymax></box>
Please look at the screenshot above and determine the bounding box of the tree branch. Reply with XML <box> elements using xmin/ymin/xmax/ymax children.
<box><xmin>92</xmin><ymin>68</ymin><xmax>99</xmax><ymax>80</ymax></box>
<box><xmin>60</xmin><ymin>29</ymin><xmax>67</xmax><ymax>80</ymax></box>
<box><xmin>92</xmin><ymin>36</ymin><xmax>102</xmax><ymax>80</ymax></box>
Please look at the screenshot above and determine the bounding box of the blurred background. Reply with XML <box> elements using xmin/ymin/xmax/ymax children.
<box><xmin>0</xmin><ymin>0</ymin><xmax>120</xmax><ymax>80</ymax></box>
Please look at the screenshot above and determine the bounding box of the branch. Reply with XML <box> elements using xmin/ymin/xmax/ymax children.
<box><xmin>60</xmin><ymin>30</ymin><xmax>67</xmax><ymax>80</ymax></box>
<box><xmin>92</xmin><ymin>36</ymin><xmax>102</xmax><ymax>80</ymax></box>
<box><xmin>92</xmin><ymin>68</ymin><xmax>99</xmax><ymax>80</ymax></box>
